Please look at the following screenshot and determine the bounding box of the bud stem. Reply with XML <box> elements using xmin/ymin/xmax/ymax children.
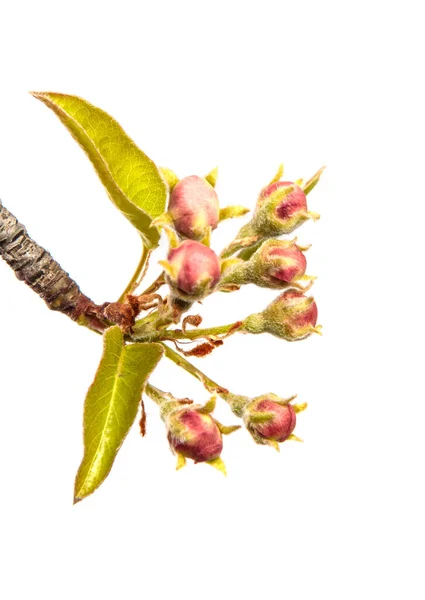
<box><xmin>145</xmin><ymin>382</ymin><xmax>167</xmax><ymax>406</ymax></box>
<box><xmin>154</xmin><ymin>321</ymin><xmax>244</xmax><ymax>342</ymax></box>
<box><xmin>219</xmin><ymin>223</ymin><xmax>259</xmax><ymax>258</ymax></box>
<box><xmin>159</xmin><ymin>343</ymin><xmax>248</xmax><ymax>416</ymax></box>
<box><xmin>160</xmin><ymin>343</ymin><xmax>227</xmax><ymax>395</ymax></box>
<box><xmin>117</xmin><ymin>242</ymin><xmax>151</xmax><ymax>303</ymax></box>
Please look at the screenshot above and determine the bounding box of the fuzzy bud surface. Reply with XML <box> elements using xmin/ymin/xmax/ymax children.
<box><xmin>244</xmin><ymin>289</ymin><xmax>319</xmax><ymax>341</ymax></box>
<box><xmin>169</xmin><ymin>175</ymin><xmax>219</xmax><ymax>240</ymax></box>
<box><xmin>167</xmin><ymin>240</ymin><xmax>221</xmax><ymax>300</ymax></box>
<box><xmin>167</xmin><ymin>408</ymin><xmax>223</xmax><ymax>463</ymax></box>
<box><xmin>245</xmin><ymin>397</ymin><xmax>296</xmax><ymax>443</ymax></box>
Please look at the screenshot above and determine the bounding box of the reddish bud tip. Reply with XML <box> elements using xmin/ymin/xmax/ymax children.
<box><xmin>244</xmin><ymin>289</ymin><xmax>318</xmax><ymax>340</ymax></box>
<box><xmin>167</xmin><ymin>240</ymin><xmax>221</xmax><ymax>300</ymax></box>
<box><xmin>252</xmin><ymin>181</ymin><xmax>310</xmax><ymax>236</ymax></box>
<box><xmin>169</xmin><ymin>175</ymin><xmax>220</xmax><ymax>240</ymax></box>
<box><xmin>251</xmin><ymin>239</ymin><xmax>307</xmax><ymax>288</ymax></box>
<box><xmin>167</xmin><ymin>408</ymin><xmax>223</xmax><ymax>463</ymax></box>
<box><xmin>259</xmin><ymin>181</ymin><xmax>307</xmax><ymax>216</ymax></box>
<box><xmin>269</xmin><ymin>289</ymin><xmax>318</xmax><ymax>340</ymax></box>
<box><xmin>247</xmin><ymin>398</ymin><xmax>296</xmax><ymax>443</ymax></box>
<box><xmin>266</xmin><ymin>243</ymin><xmax>306</xmax><ymax>283</ymax></box>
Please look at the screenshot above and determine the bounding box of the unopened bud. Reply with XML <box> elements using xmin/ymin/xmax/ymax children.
<box><xmin>256</xmin><ymin>239</ymin><xmax>307</xmax><ymax>285</ymax></box>
<box><xmin>245</xmin><ymin>396</ymin><xmax>296</xmax><ymax>443</ymax></box>
<box><xmin>226</xmin><ymin>391</ymin><xmax>306</xmax><ymax>449</ymax></box>
<box><xmin>150</xmin><ymin>390</ymin><xmax>239</xmax><ymax>470</ymax></box>
<box><xmin>252</xmin><ymin>181</ymin><xmax>313</xmax><ymax>236</ymax></box>
<box><xmin>168</xmin><ymin>175</ymin><xmax>219</xmax><ymax>240</ymax></box>
<box><xmin>220</xmin><ymin>239</ymin><xmax>309</xmax><ymax>290</ymax></box>
<box><xmin>243</xmin><ymin>289</ymin><xmax>320</xmax><ymax>341</ymax></box>
<box><xmin>163</xmin><ymin>240</ymin><xmax>221</xmax><ymax>301</ymax></box>
<box><xmin>167</xmin><ymin>408</ymin><xmax>223</xmax><ymax>463</ymax></box>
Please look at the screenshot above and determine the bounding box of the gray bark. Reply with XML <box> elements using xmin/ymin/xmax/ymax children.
<box><xmin>0</xmin><ymin>198</ymin><xmax>83</xmax><ymax>314</ymax></box>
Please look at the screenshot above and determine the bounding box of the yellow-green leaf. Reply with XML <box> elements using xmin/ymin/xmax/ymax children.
<box><xmin>74</xmin><ymin>327</ymin><xmax>163</xmax><ymax>503</ymax></box>
<box><xmin>31</xmin><ymin>92</ymin><xmax>168</xmax><ymax>248</ymax></box>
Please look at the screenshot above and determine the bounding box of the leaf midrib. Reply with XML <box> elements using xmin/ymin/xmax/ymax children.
<box><xmin>76</xmin><ymin>345</ymin><xmax>126</xmax><ymax>497</ymax></box>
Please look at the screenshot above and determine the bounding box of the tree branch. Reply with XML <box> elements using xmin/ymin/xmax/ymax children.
<box><xmin>0</xmin><ymin>198</ymin><xmax>106</xmax><ymax>333</ymax></box>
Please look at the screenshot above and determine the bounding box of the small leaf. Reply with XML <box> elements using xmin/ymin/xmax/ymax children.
<box><xmin>74</xmin><ymin>327</ymin><xmax>163</xmax><ymax>503</ymax></box>
<box><xmin>31</xmin><ymin>92</ymin><xmax>168</xmax><ymax>248</ymax></box>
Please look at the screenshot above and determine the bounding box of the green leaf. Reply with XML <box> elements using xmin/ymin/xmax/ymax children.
<box><xmin>74</xmin><ymin>326</ymin><xmax>163</xmax><ymax>503</ymax></box>
<box><xmin>31</xmin><ymin>92</ymin><xmax>168</xmax><ymax>248</ymax></box>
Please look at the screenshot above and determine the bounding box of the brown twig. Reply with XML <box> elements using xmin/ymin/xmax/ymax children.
<box><xmin>0</xmin><ymin>198</ymin><xmax>108</xmax><ymax>333</ymax></box>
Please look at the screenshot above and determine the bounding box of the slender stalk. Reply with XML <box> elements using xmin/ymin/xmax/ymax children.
<box><xmin>134</xmin><ymin>321</ymin><xmax>244</xmax><ymax>342</ymax></box>
<box><xmin>165</xmin><ymin>322</ymin><xmax>243</xmax><ymax>340</ymax></box>
<box><xmin>117</xmin><ymin>242</ymin><xmax>150</xmax><ymax>303</ymax></box>
<box><xmin>160</xmin><ymin>343</ymin><xmax>228</xmax><ymax>395</ymax></box>
<box><xmin>145</xmin><ymin>382</ymin><xmax>165</xmax><ymax>405</ymax></box>
<box><xmin>139</xmin><ymin>271</ymin><xmax>166</xmax><ymax>296</ymax></box>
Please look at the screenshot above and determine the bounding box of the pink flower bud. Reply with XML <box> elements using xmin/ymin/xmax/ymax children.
<box><xmin>243</xmin><ymin>289</ymin><xmax>319</xmax><ymax>341</ymax></box>
<box><xmin>252</xmin><ymin>181</ymin><xmax>311</xmax><ymax>236</ymax></box>
<box><xmin>249</xmin><ymin>239</ymin><xmax>307</xmax><ymax>288</ymax></box>
<box><xmin>168</xmin><ymin>175</ymin><xmax>220</xmax><ymax>240</ymax></box>
<box><xmin>265</xmin><ymin>241</ymin><xmax>306</xmax><ymax>282</ymax></box>
<box><xmin>246</xmin><ymin>398</ymin><xmax>296</xmax><ymax>443</ymax></box>
<box><xmin>260</xmin><ymin>180</ymin><xmax>307</xmax><ymax>216</ymax></box>
<box><xmin>167</xmin><ymin>408</ymin><xmax>223</xmax><ymax>463</ymax></box>
<box><xmin>166</xmin><ymin>240</ymin><xmax>221</xmax><ymax>300</ymax></box>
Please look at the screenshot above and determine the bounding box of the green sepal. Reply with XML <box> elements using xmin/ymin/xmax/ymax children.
<box><xmin>200</xmin><ymin>226</ymin><xmax>212</xmax><ymax>247</ymax></box>
<box><xmin>249</xmin><ymin>412</ymin><xmax>275</xmax><ymax>424</ymax></box>
<box><xmin>219</xmin><ymin>205</ymin><xmax>250</xmax><ymax>221</ymax></box>
<box><xmin>160</xmin><ymin>167</ymin><xmax>180</xmax><ymax>191</ymax></box>
<box><xmin>176</xmin><ymin>452</ymin><xmax>187</xmax><ymax>470</ymax></box>
<box><xmin>215</xmin><ymin>421</ymin><xmax>241</xmax><ymax>435</ymax></box>
<box><xmin>206</xmin><ymin>457</ymin><xmax>227</xmax><ymax>475</ymax></box>
<box><xmin>267</xmin><ymin>163</ymin><xmax>284</xmax><ymax>185</ymax></box>
<box><xmin>198</xmin><ymin>395</ymin><xmax>216</xmax><ymax>414</ymax></box>
<box><xmin>303</xmin><ymin>166</ymin><xmax>326</xmax><ymax>195</ymax></box>
<box><xmin>205</xmin><ymin>166</ymin><xmax>218</xmax><ymax>187</ymax></box>
<box><xmin>287</xmin><ymin>434</ymin><xmax>304</xmax><ymax>442</ymax></box>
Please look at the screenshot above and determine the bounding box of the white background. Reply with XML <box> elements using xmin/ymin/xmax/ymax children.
<box><xmin>1</xmin><ymin>1</ymin><xmax>424</xmax><ymax>598</ymax></box>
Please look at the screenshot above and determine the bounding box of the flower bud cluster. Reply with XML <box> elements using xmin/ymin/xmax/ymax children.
<box><xmin>153</xmin><ymin>165</ymin><xmax>323</xmax><ymax>335</ymax></box>
<box><xmin>140</xmin><ymin>164</ymin><xmax>323</xmax><ymax>472</ymax></box>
